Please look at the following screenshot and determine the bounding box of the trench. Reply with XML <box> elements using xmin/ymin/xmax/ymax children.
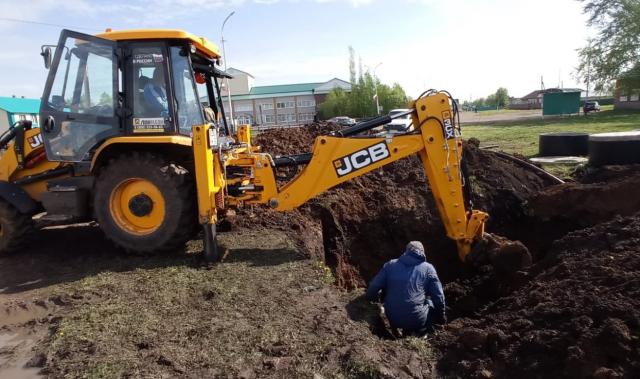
<box><xmin>249</xmin><ymin>124</ymin><xmax>640</xmax><ymax>344</ymax></box>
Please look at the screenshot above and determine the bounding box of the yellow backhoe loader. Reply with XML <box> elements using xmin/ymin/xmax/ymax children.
<box><xmin>0</xmin><ymin>28</ymin><xmax>529</xmax><ymax>269</ymax></box>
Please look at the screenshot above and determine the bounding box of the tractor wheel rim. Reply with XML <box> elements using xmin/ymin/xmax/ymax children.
<box><xmin>109</xmin><ymin>178</ymin><xmax>165</xmax><ymax>236</ymax></box>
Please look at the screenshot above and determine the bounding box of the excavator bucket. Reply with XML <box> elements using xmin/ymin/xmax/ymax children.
<box><xmin>467</xmin><ymin>233</ymin><xmax>532</xmax><ymax>275</ymax></box>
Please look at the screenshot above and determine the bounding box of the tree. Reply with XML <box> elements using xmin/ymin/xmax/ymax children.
<box><xmin>576</xmin><ymin>0</ymin><xmax>640</xmax><ymax>91</ymax></box>
<box><xmin>377</xmin><ymin>83</ymin><xmax>409</xmax><ymax>113</ymax></box>
<box><xmin>318</xmin><ymin>46</ymin><xmax>409</xmax><ymax>119</ymax></box>
<box><xmin>470</xmin><ymin>88</ymin><xmax>509</xmax><ymax>109</ymax></box>
<box><xmin>318</xmin><ymin>88</ymin><xmax>351</xmax><ymax>119</ymax></box>
<box><xmin>494</xmin><ymin>87</ymin><xmax>509</xmax><ymax>108</ymax></box>
<box><xmin>348</xmin><ymin>46</ymin><xmax>356</xmax><ymax>85</ymax></box>
<box><xmin>98</xmin><ymin>92</ymin><xmax>112</xmax><ymax>106</ymax></box>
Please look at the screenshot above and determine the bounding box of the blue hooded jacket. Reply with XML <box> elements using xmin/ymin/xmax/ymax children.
<box><xmin>366</xmin><ymin>241</ymin><xmax>446</xmax><ymax>332</ymax></box>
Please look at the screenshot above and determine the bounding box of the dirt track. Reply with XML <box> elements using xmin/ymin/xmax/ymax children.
<box><xmin>1</xmin><ymin>123</ymin><xmax>640</xmax><ymax>378</ymax></box>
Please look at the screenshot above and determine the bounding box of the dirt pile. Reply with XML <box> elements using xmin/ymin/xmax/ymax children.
<box><xmin>233</xmin><ymin>124</ymin><xmax>556</xmax><ymax>289</ymax></box>
<box><xmin>252</xmin><ymin>123</ymin><xmax>341</xmax><ymax>156</ymax></box>
<box><xmin>529</xmin><ymin>165</ymin><xmax>640</xmax><ymax>227</ymax></box>
<box><xmin>434</xmin><ymin>213</ymin><xmax>640</xmax><ymax>379</ymax></box>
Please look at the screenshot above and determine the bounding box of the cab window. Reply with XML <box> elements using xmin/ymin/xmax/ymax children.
<box><xmin>131</xmin><ymin>46</ymin><xmax>170</xmax><ymax>133</ymax></box>
<box><xmin>48</xmin><ymin>37</ymin><xmax>115</xmax><ymax>116</ymax></box>
<box><xmin>170</xmin><ymin>47</ymin><xmax>203</xmax><ymax>135</ymax></box>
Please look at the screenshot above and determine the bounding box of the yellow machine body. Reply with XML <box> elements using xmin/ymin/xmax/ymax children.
<box><xmin>193</xmin><ymin>93</ymin><xmax>488</xmax><ymax>261</ymax></box>
<box><xmin>0</xmin><ymin>128</ymin><xmax>64</xmax><ymax>201</ymax></box>
<box><xmin>0</xmin><ymin>27</ymin><xmax>488</xmax><ymax>264</ymax></box>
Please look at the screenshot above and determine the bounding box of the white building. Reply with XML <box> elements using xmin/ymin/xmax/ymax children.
<box><xmin>220</xmin><ymin>68</ymin><xmax>351</xmax><ymax>126</ymax></box>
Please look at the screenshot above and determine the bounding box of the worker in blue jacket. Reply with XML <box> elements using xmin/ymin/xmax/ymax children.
<box><xmin>366</xmin><ymin>241</ymin><xmax>446</xmax><ymax>336</ymax></box>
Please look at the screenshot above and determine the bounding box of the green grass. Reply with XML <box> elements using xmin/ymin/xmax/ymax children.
<box><xmin>463</xmin><ymin>109</ymin><xmax>640</xmax><ymax>157</ymax></box>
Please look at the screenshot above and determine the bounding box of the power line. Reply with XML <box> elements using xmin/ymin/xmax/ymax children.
<box><xmin>0</xmin><ymin>17</ymin><xmax>101</xmax><ymax>32</ymax></box>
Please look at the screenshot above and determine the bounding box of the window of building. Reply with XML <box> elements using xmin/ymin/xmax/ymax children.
<box><xmin>276</xmin><ymin>101</ymin><xmax>295</xmax><ymax>109</ymax></box>
<box><xmin>630</xmin><ymin>90</ymin><xmax>640</xmax><ymax>102</ymax></box>
<box><xmin>235</xmin><ymin>103</ymin><xmax>252</xmax><ymax>112</ymax></box>
<box><xmin>277</xmin><ymin>113</ymin><xmax>296</xmax><ymax>123</ymax></box>
<box><xmin>238</xmin><ymin>114</ymin><xmax>253</xmax><ymax>125</ymax></box>
<box><xmin>260</xmin><ymin>103</ymin><xmax>274</xmax><ymax>110</ymax></box>
<box><xmin>297</xmin><ymin>99</ymin><xmax>315</xmax><ymax>107</ymax></box>
<box><xmin>620</xmin><ymin>93</ymin><xmax>629</xmax><ymax>102</ymax></box>
<box><xmin>299</xmin><ymin>113</ymin><xmax>315</xmax><ymax>122</ymax></box>
<box><xmin>263</xmin><ymin>114</ymin><xmax>275</xmax><ymax>123</ymax></box>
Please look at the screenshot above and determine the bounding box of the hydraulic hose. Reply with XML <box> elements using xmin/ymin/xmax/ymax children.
<box><xmin>0</xmin><ymin>126</ymin><xmax>17</xmax><ymax>150</ymax></box>
<box><xmin>490</xmin><ymin>150</ymin><xmax>565</xmax><ymax>185</ymax></box>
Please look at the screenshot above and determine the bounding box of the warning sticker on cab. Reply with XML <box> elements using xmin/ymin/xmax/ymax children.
<box><xmin>133</xmin><ymin>118</ymin><xmax>165</xmax><ymax>133</ymax></box>
<box><xmin>133</xmin><ymin>53</ymin><xmax>164</xmax><ymax>65</ymax></box>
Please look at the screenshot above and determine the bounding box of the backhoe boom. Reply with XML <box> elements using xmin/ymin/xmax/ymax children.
<box><xmin>193</xmin><ymin>91</ymin><xmax>488</xmax><ymax>261</ymax></box>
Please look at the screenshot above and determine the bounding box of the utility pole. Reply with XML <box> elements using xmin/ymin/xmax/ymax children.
<box><xmin>586</xmin><ymin>40</ymin><xmax>592</xmax><ymax>101</ymax></box>
<box><xmin>221</xmin><ymin>11</ymin><xmax>235</xmax><ymax>130</ymax></box>
<box><xmin>373</xmin><ymin>62</ymin><xmax>382</xmax><ymax>115</ymax></box>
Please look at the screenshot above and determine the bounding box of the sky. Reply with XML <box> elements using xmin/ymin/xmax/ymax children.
<box><xmin>0</xmin><ymin>0</ymin><xmax>593</xmax><ymax>101</ymax></box>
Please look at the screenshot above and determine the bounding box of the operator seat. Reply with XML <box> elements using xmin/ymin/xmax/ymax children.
<box><xmin>137</xmin><ymin>74</ymin><xmax>151</xmax><ymax>116</ymax></box>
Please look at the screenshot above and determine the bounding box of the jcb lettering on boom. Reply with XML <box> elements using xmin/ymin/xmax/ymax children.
<box><xmin>27</xmin><ymin>134</ymin><xmax>43</xmax><ymax>149</ymax></box>
<box><xmin>443</xmin><ymin>118</ymin><xmax>455</xmax><ymax>140</ymax></box>
<box><xmin>333</xmin><ymin>142</ymin><xmax>390</xmax><ymax>177</ymax></box>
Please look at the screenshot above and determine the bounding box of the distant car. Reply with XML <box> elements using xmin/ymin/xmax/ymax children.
<box><xmin>384</xmin><ymin>109</ymin><xmax>414</xmax><ymax>133</ymax></box>
<box><xmin>583</xmin><ymin>101</ymin><xmax>601</xmax><ymax>114</ymax></box>
<box><xmin>328</xmin><ymin>116</ymin><xmax>356</xmax><ymax>126</ymax></box>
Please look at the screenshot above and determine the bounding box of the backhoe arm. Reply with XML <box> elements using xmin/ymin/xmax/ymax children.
<box><xmin>209</xmin><ymin>91</ymin><xmax>488</xmax><ymax>261</ymax></box>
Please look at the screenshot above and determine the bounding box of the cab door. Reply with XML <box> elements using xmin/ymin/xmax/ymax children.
<box><xmin>40</xmin><ymin>29</ymin><xmax>120</xmax><ymax>162</ymax></box>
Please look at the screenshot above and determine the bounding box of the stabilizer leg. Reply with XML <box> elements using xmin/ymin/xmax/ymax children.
<box><xmin>203</xmin><ymin>223</ymin><xmax>219</xmax><ymax>263</ymax></box>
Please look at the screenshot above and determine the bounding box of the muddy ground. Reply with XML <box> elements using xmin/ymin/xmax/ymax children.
<box><xmin>1</xmin><ymin>123</ymin><xmax>639</xmax><ymax>378</ymax></box>
<box><xmin>1</xmin><ymin>227</ymin><xmax>439</xmax><ymax>378</ymax></box>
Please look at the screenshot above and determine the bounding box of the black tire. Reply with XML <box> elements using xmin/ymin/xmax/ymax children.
<box><xmin>94</xmin><ymin>152</ymin><xmax>198</xmax><ymax>253</ymax></box>
<box><xmin>0</xmin><ymin>200</ymin><xmax>34</xmax><ymax>254</ymax></box>
<box><xmin>538</xmin><ymin>132</ymin><xmax>589</xmax><ymax>156</ymax></box>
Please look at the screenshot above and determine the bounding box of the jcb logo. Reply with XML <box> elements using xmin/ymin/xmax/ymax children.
<box><xmin>443</xmin><ymin>118</ymin><xmax>455</xmax><ymax>140</ymax></box>
<box><xmin>27</xmin><ymin>134</ymin><xmax>43</xmax><ymax>149</ymax></box>
<box><xmin>333</xmin><ymin>142</ymin><xmax>390</xmax><ymax>177</ymax></box>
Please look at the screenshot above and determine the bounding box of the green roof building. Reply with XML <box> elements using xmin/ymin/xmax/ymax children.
<box><xmin>219</xmin><ymin>68</ymin><xmax>351</xmax><ymax>126</ymax></box>
<box><xmin>0</xmin><ymin>96</ymin><xmax>41</xmax><ymax>132</ymax></box>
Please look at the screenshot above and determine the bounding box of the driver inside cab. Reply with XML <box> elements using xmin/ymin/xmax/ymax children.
<box><xmin>144</xmin><ymin>68</ymin><xmax>168</xmax><ymax>116</ymax></box>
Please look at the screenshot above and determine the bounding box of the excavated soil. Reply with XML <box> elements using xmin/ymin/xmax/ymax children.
<box><xmin>529</xmin><ymin>165</ymin><xmax>640</xmax><ymax>227</ymax></box>
<box><xmin>233</xmin><ymin>124</ymin><xmax>556</xmax><ymax>290</ymax></box>
<box><xmin>434</xmin><ymin>213</ymin><xmax>640</xmax><ymax>379</ymax></box>
<box><xmin>237</xmin><ymin>124</ymin><xmax>640</xmax><ymax>378</ymax></box>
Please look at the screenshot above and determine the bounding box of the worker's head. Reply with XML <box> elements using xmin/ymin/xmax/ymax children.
<box><xmin>152</xmin><ymin>68</ymin><xmax>164</xmax><ymax>85</ymax></box>
<box><xmin>404</xmin><ymin>241</ymin><xmax>425</xmax><ymax>258</ymax></box>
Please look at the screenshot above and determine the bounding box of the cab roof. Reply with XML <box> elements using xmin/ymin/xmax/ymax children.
<box><xmin>96</xmin><ymin>29</ymin><xmax>221</xmax><ymax>59</ymax></box>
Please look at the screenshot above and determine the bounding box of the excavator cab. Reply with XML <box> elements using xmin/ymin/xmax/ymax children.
<box><xmin>39</xmin><ymin>29</ymin><xmax>226</xmax><ymax>165</ymax></box>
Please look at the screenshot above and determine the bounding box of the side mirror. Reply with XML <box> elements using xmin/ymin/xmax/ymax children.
<box><xmin>40</xmin><ymin>46</ymin><xmax>52</xmax><ymax>69</ymax></box>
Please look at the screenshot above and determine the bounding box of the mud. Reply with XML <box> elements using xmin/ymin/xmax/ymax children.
<box><xmin>0</xmin><ymin>298</ymin><xmax>62</xmax><ymax>379</ymax></box>
<box><xmin>245</xmin><ymin>124</ymin><xmax>556</xmax><ymax>289</ymax></box>
<box><xmin>246</xmin><ymin>124</ymin><xmax>640</xmax><ymax>378</ymax></box>
<box><xmin>1</xmin><ymin>123</ymin><xmax>638</xmax><ymax>378</ymax></box>
<box><xmin>434</xmin><ymin>213</ymin><xmax>640</xmax><ymax>379</ymax></box>
<box><xmin>529</xmin><ymin>166</ymin><xmax>640</xmax><ymax>227</ymax></box>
